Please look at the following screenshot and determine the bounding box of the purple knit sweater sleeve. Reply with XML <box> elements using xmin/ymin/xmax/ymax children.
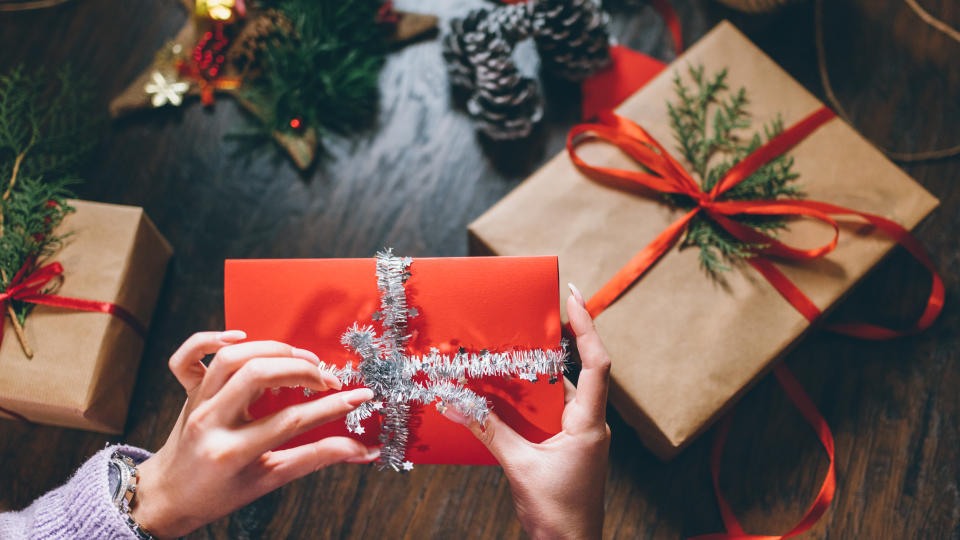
<box><xmin>0</xmin><ymin>444</ymin><xmax>153</xmax><ymax>540</ymax></box>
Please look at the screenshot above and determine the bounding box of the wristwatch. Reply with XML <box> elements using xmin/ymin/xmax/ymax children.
<box><xmin>107</xmin><ymin>450</ymin><xmax>155</xmax><ymax>540</ymax></box>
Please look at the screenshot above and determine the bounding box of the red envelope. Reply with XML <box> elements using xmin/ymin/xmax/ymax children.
<box><xmin>224</xmin><ymin>256</ymin><xmax>565</xmax><ymax>465</ymax></box>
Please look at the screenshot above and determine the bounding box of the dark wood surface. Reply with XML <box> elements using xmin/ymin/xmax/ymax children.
<box><xmin>1</xmin><ymin>0</ymin><xmax>958</xmax><ymax>538</ymax></box>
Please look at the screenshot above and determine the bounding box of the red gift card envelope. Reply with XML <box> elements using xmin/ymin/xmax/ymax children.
<box><xmin>224</xmin><ymin>253</ymin><xmax>565</xmax><ymax>467</ymax></box>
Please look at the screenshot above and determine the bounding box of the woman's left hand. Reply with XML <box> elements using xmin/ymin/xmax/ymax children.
<box><xmin>131</xmin><ymin>331</ymin><xmax>380</xmax><ymax>538</ymax></box>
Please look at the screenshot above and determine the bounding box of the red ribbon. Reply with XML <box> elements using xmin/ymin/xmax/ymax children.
<box><xmin>175</xmin><ymin>60</ymin><xmax>242</xmax><ymax>106</ymax></box>
<box><xmin>567</xmin><ymin>106</ymin><xmax>944</xmax><ymax>539</ymax></box>
<box><xmin>649</xmin><ymin>0</ymin><xmax>683</xmax><ymax>55</ymax></box>
<box><xmin>0</xmin><ymin>259</ymin><xmax>147</xmax><ymax>424</ymax></box>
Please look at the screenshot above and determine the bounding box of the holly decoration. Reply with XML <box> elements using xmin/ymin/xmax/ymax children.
<box><xmin>110</xmin><ymin>0</ymin><xmax>437</xmax><ymax>170</ymax></box>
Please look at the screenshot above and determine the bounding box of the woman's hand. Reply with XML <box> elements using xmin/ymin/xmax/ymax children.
<box><xmin>131</xmin><ymin>333</ymin><xmax>380</xmax><ymax>538</ymax></box>
<box><xmin>443</xmin><ymin>285</ymin><xmax>612</xmax><ymax>539</ymax></box>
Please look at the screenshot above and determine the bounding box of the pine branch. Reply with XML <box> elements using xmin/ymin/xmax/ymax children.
<box><xmin>666</xmin><ymin>65</ymin><xmax>802</xmax><ymax>276</ymax></box>
<box><xmin>241</xmin><ymin>0</ymin><xmax>388</xmax><ymax>149</ymax></box>
<box><xmin>0</xmin><ymin>65</ymin><xmax>96</xmax><ymax>351</ymax></box>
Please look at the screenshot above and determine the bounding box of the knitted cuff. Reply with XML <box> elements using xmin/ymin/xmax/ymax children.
<box><xmin>14</xmin><ymin>444</ymin><xmax>154</xmax><ymax>539</ymax></box>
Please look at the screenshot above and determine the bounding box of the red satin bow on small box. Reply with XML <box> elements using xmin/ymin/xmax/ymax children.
<box><xmin>0</xmin><ymin>257</ymin><xmax>146</xmax><ymax>423</ymax></box>
<box><xmin>0</xmin><ymin>259</ymin><xmax>146</xmax><ymax>341</ymax></box>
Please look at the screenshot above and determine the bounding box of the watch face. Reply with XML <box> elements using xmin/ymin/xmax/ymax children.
<box><xmin>108</xmin><ymin>461</ymin><xmax>123</xmax><ymax>501</ymax></box>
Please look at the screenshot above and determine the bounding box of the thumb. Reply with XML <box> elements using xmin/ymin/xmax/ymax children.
<box><xmin>442</xmin><ymin>407</ymin><xmax>528</xmax><ymax>464</ymax></box>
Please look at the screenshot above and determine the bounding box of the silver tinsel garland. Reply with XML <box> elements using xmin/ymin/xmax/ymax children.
<box><xmin>307</xmin><ymin>249</ymin><xmax>567</xmax><ymax>472</ymax></box>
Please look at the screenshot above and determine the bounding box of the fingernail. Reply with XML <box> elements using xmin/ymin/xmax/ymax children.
<box><xmin>345</xmin><ymin>447</ymin><xmax>381</xmax><ymax>464</ymax></box>
<box><xmin>219</xmin><ymin>330</ymin><xmax>247</xmax><ymax>343</ymax></box>
<box><xmin>292</xmin><ymin>347</ymin><xmax>320</xmax><ymax>365</ymax></box>
<box><xmin>568</xmin><ymin>283</ymin><xmax>586</xmax><ymax>308</ymax></box>
<box><xmin>442</xmin><ymin>407</ymin><xmax>472</xmax><ymax>427</ymax></box>
<box><xmin>320</xmin><ymin>371</ymin><xmax>342</xmax><ymax>391</ymax></box>
<box><xmin>345</xmin><ymin>388</ymin><xmax>375</xmax><ymax>406</ymax></box>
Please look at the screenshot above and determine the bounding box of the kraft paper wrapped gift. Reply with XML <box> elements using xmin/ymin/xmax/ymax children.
<box><xmin>0</xmin><ymin>200</ymin><xmax>172</xmax><ymax>433</ymax></box>
<box><xmin>468</xmin><ymin>21</ymin><xmax>940</xmax><ymax>460</ymax></box>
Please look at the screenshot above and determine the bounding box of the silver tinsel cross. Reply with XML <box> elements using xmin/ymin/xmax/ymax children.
<box><xmin>309</xmin><ymin>249</ymin><xmax>567</xmax><ymax>471</ymax></box>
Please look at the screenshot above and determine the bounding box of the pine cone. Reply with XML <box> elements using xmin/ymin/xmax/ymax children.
<box><xmin>442</xmin><ymin>9</ymin><xmax>489</xmax><ymax>90</ymax></box>
<box><xmin>533</xmin><ymin>0</ymin><xmax>611</xmax><ymax>82</ymax></box>
<box><xmin>466</xmin><ymin>32</ymin><xmax>543</xmax><ymax>140</ymax></box>
<box><xmin>443</xmin><ymin>3</ymin><xmax>537</xmax><ymax>91</ymax></box>
<box><xmin>443</xmin><ymin>0</ymin><xmax>610</xmax><ymax>140</ymax></box>
<box><xmin>479</xmin><ymin>1</ymin><xmax>536</xmax><ymax>45</ymax></box>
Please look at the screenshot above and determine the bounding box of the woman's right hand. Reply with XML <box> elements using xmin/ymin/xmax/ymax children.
<box><xmin>442</xmin><ymin>285</ymin><xmax>612</xmax><ymax>539</ymax></box>
<box><xmin>130</xmin><ymin>332</ymin><xmax>380</xmax><ymax>539</ymax></box>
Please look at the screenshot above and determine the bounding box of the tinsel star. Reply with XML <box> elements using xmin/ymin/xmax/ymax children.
<box><xmin>144</xmin><ymin>71</ymin><xmax>190</xmax><ymax>108</ymax></box>
<box><xmin>307</xmin><ymin>249</ymin><xmax>568</xmax><ymax>472</ymax></box>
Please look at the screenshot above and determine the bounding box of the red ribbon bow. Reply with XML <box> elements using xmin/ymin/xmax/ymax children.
<box><xmin>567</xmin><ymin>106</ymin><xmax>944</xmax><ymax>539</ymax></box>
<box><xmin>0</xmin><ymin>258</ymin><xmax>147</xmax><ymax>424</ymax></box>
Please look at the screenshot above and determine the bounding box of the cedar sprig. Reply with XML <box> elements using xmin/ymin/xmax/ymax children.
<box><xmin>243</xmin><ymin>0</ymin><xmax>387</xmax><ymax>143</ymax></box>
<box><xmin>0</xmin><ymin>65</ymin><xmax>96</xmax><ymax>352</ymax></box>
<box><xmin>665</xmin><ymin>65</ymin><xmax>801</xmax><ymax>275</ymax></box>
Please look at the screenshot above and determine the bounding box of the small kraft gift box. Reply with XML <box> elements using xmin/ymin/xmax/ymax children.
<box><xmin>468</xmin><ymin>21</ymin><xmax>941</xmax><ymax>461</ymax></box>
<box><xmin>0</xmin><ymin>200</ymin><xmax>172</xmax><ymax>433</ymax></box>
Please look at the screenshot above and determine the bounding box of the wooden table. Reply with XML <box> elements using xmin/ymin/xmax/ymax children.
<box><xmin>1</xmin><ymin>0</ymin><xmax>957</xmax><ymax>537</ymax></box>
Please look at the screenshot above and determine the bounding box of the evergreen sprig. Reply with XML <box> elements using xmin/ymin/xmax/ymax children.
<box><xmin>244</xmin><ymin>0</ymin><xmax>387</xmax><ymax>143</ymax></box>
<box><xmin>0</xmin><ymin>65</ymin><xmax>96</xmax><ymax>330</ymax></box>
<box><xmin>665</xmin><ymin>65</ymin><xmax>801</xmax><ymax>275</ymax></box>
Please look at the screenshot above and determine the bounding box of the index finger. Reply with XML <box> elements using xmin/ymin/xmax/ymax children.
<box><xmin>169</xmin><ymin>331</ymin><xmax>247</xmax><ymax>393</ymax></box>
<box><xmin>567</xmin><ymin>289</ymin><xmax>611</xmax><ymax>426</ymax></box>
<box><xmin>200</xmin><ymin>340</ymin><xmax>325</xmax><ymax>399</ymax></box>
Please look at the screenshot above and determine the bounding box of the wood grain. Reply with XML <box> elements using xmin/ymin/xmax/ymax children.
<box><xmin>0</xmin><ymin>0</ymin><xmax>958</xmax><ymax>538</ymax></box>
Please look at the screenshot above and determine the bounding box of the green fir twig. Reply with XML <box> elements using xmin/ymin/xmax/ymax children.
<box><xmin>0</xmin><ymin>65</ymin><xmax>97</xmax><ymax>355</ymax></box>
<box><xmin>665</xmin><ymin>65</ymin><xmax>801</xmax><ymax>276</ymax></box>
<box><xmin>241</xmin><ymin>0</ymin><xmax>388</xmax><ymax>148</ymax></box>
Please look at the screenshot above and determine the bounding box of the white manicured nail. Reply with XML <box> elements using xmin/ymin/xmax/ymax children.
<box><xmin>292</xmin><ymin>347</ymin><xmax>320</xmax><ymax>365</ymax></box>
<box><xmin>568</xmin><ymin>283</ymin><xmax>585</xmax><ymax>307</ymax></box>
<box><xmin>220</xmin><ymin>330</ymin><xmax>247</xmax><ymax>343</ymax></box>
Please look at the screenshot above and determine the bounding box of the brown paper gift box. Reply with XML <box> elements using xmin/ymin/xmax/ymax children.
<box><xmin>0</xmin><ymin>200</ymin><xmax>172</xmax><ymax>433</ymax></box>
<box><xmin>468</xmin><ymin>21</ymin><xmax>939</xmax><ymax>460</ymax></box>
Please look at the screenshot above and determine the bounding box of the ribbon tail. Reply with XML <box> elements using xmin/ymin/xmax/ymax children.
<box><xmin>708</xmin><ymin>413</ymin><xmax>746</xmax><ymax>537</ymax></box>
<box><xmin>649</xmin><ymin>0</ymin><xmax>683</xmax><ymax>55</ymax></box>
<box><xmin>585</xmin><ymin>208</ymin><xmax>698</xmax><ymax>317</ymax></box>
<box><xmin>690</xmin><ymin>364</ymin><xmax>836</xmax><ymax>540</ymax></box>
<box><xmin>772</xmin><ymin>365</ymin><xmax>836</xmax><ymax>537</ymax></box>
<box><xmin>737</xmin><ymin>199</ymin><xmax>944</xmax><ymax>340</ymax></box>
<box><xmin>689</xmin><ymin>258</ymin><xmax>833</xmax><ymax>540</ymax></box>
<box><xmin>817</xmin><ymin>206</ymin><xmax>943</xmax><ymax>339</ymax></box>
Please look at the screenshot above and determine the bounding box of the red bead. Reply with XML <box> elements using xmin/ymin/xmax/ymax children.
<box><xmin>289</xmin><ymin>118</ymin><xmax>302</xmax><ymax>129</ymax></box>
